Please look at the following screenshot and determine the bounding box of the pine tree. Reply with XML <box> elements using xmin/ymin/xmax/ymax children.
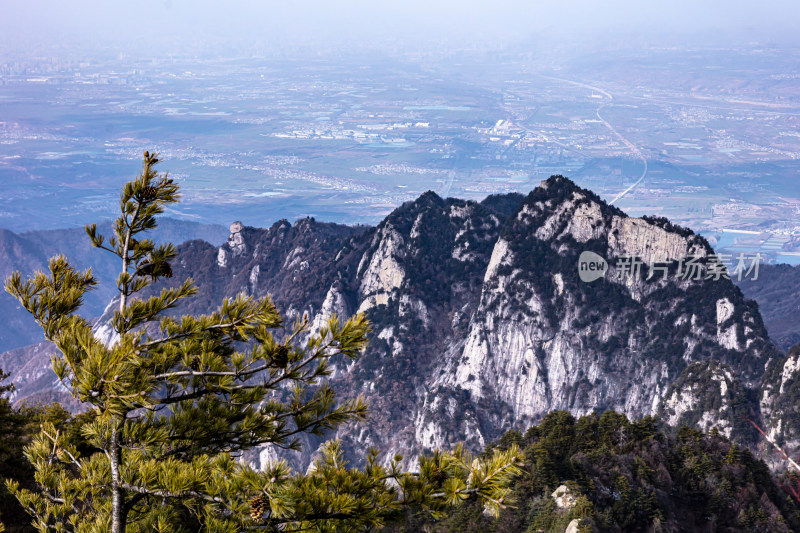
<box><xmin>0</xmin><ymin>369</ymin><xmax>23</xmax><ymax>478</ymax></box>
<box><xmin>3</xmin><ymin>152</ymin><xmax>522</xmax><ymax>532</ymax></box>
<box><xmin>0</xmin><ymin>369</ymin><xmax>28</xmax><ymax>533</ymax></box>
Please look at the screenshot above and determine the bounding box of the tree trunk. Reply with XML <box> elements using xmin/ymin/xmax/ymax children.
<box><xmin>110</xmin><ymin>421</ymin><xmax>125</xmax><ymax>533</ymax></box>
<box><xmin>119</xmin><ymin>201</ymin><xmax>141</xmax><ymax>313</ymax></box>
<box><xmin>111</xmin><ymin>195</ymin><xmax>140</xmax><ymax>532</ymax></box>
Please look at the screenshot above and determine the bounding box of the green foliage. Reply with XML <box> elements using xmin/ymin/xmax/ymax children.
<box><xmin>0</xmin><ymin>369</ymin><xmax>34</xmax><ymax>533</ymax></box>
<box><xmin>2</xmin><ymin>152</ymin><xmax>522</xmax><ymax>533</ymax></box>
<box><xmin>0</xmin><ymin>369</ymin><xmax>23</xmax><ymax>466</ymax></box>
<box><xmin>388</xmin><ymin>411</ymin><xmax>800</xmax><ymax>532</ymax></box>
<box><xmin>0</xmin><ymin>378</ymin><xmax>90</xmax><ymax>532</ymax></box>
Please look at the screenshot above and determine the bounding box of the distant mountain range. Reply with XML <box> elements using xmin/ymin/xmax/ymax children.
<box><xmin>735</xmin><ymin>264</ymin><xmax>800</xmax><ymax>352</ymax></box>
<box><xmin>3</xmin><ymin>177</ymin><xmax>800</xmax><ymax>472</ymax></box>
<box><xmin>0</xmin><ymin>218</ymin><xmax>228</xmax><ymax>353</ymax></box>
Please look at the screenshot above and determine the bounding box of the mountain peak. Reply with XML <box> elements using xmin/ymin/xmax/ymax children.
<box><xmin>1</xmin><ymin>179</ymin><xmax>787</xmax><ymax>476</ymax></box>
<box><xmin>413</xmin><ymin>190</ymin><xmax>444</xmax><ymax>208</ymax></box>
<box><xmin>528</xmin><ymin>174</ymin><xmax>624</xmax><ymax>219</ymax></box>
<box><xmin>375</xmin><ymin>190</ymin><xmax>447</xmax><ymax>236</ymax></box>
<box><xmin>538</xmin><ymin>173</ymin><xmax>574</xmax><ymax>189</ymax></box>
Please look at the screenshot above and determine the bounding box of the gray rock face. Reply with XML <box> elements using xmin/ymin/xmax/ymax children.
<box><xmin>356</xmin><ymin>224</ymin><xmax>406</xmax><ymax>313</ymax></box>
<box><xmin>3</xmin><ymin>177</ymin><xmax>789</xmax><ymax>472</ymax></box>
<box><xmin>759</xmin><ymin>342</ymin><xmax>800</xmax><ymax>463</ymax></box>
<box><xmin>552</xmin><ymin>485</ymin><xmax>578</xmax><ymax>509</ymax></box>
<box><xmin>217</xmin><ymin>221</ymin><xmax>248</xmax><ymax>267</ymax></box>
<box><xmin>399</xmin><ymin>178</ymin><xmax>775</xmax><ymax>459</ymax></box>
<box><xmin>659</xmin><ymin>360</ymin><xmax>755</xmax><ymax>441</ymax></box>
<box><xmin>227</xmin><ymin>221</ymin><xmax>246</xmax><ymax>258</ymax></box>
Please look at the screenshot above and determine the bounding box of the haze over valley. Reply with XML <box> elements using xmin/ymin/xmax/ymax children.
<box><xmin>2</xmin><ymin>2</ymin><xmax>800</xmax><ymax>263</ymax></box>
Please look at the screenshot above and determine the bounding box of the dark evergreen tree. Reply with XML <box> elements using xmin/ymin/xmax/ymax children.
<box><xmin>0</xmin><ymin>368</ymin><xmax>27</xmax><ymax>533</ymax></box>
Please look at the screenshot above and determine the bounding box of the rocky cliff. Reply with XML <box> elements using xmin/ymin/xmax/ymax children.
<box><xmin>759</xmin><ymin>341</ymin><xmax>800</xmax><ymax>466</ymax></box>
<box><xmin>406</xmin><ymin>177</ymin><xmax>774</xmax><ymax>461</ymax></box>
<box><xmin>736</xmin><ymin>263</ymin><xmax>800</xmax><ymax>351</ymax></box>
<box><xmin>3</xmin><ymin>177</ymin><xmax>795</xmax><ymax>471</ymax></box>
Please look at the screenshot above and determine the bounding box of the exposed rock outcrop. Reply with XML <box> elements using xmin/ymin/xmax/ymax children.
<box><xmin>760</xmin><ymin>341</ymin><xmax>800</xmax><ymax>460</ymax></box>
<box><xmin>2</xmin><ymin>177</ymin><xmax>789</xmax><ymax>472</ymax></box>
<box><xmin>659</xmin><ymin>360</ymin><xmax>756</xmax><ymax>441</ymax></box>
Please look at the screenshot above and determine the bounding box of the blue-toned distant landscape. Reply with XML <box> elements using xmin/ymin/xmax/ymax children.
<box><xmin>2</xmin><ymin>46</ymin><xmax>799</xmax><ymax>267</ymax></box>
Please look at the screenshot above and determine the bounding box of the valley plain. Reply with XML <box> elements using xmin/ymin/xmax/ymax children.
<box><xmin>2</xmin><ymin>44</ymin><xmax>800</xmax><ymax>264</ymax></box>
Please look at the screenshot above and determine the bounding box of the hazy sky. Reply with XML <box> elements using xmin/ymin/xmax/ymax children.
<box><xmin>2</xmin><ymin>0</ymin><xmax>799</xmax><ymax>56</ymax></box>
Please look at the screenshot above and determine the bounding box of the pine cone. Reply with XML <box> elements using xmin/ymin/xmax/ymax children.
<box><xmin>135</xmin><ymin>260</ymin><xmax>172</xmax><ymax>279</ymax></box>
<box><xmin>56</xmin><ymin>449</ymin><xmax>66</xmax><ymax>462</ymax></box>
<box><xmin>273</xmin><ymin>345</ymin><xmax>289</xmax><ymax>368</ymax></box>
<box><xmin>190</xmin><ymin>355</ymin><xmax>200</xmax><ymax>371</ymax></box>
<box><xmin>249</xmin><ymin>494</ymin><xmax>268</xmax><ymax>521</ymax></box>
<box><xmin>135</xmin><ymin>261</ymin><xmax>155</xmax><ymax>277</ymax></box>
<box><xmin>161</xmin><ymin>262</ymin><xmax>173</xmax><ymax>278</ymax></box>
<box><xmin>430</xmin><ymin>468</ymin><xmax>447</xmax><ymax>485</ymax></box>
<box><xmin>139</xmin><ymin>186</ymin><xmax>158</xmax><ymax>201</ymax></box>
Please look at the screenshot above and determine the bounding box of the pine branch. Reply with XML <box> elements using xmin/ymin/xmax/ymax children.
<box><xmin>140</xmin><ymin>314</ymin><xmax>259</xmax><ymax>349</ymax></box>
<box><xmin>40</xmin><ymin>427</ymin><xmax>82</xmax><ymax>471</ymax></box>
<box><xmin>119</xmin><ymin>483</ymin><xmax>226</xmax><ymax>504</ymax></box>
<box><xmin>154</xmin><ymin>369</ymin><xmax>250</xmax><ymax>380</ymax></box>
<box><xmin>428</xmin><ymin>487</ymin><xmax>480</xmax><ymax>499</ymax></box>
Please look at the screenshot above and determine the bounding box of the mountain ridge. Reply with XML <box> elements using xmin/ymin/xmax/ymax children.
<box><xmin>2</xmin><ymin>177</ymin><xmax>798</xmax><ymax>473</ymax></box>
<box><xmin>0</xmin><ymin>219</ymin><xmax>229</xmax><ymax>353</ymax></box>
